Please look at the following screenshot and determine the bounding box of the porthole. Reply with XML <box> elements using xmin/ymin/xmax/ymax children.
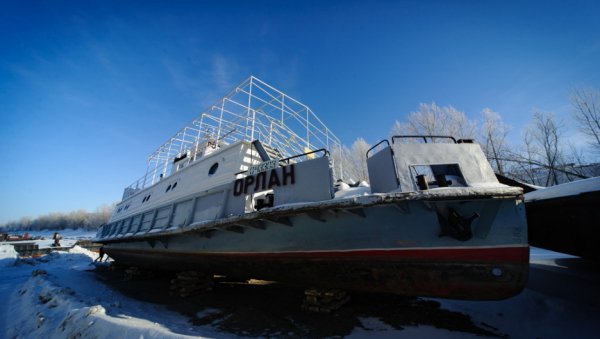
<box><xmin>172</xmin><ymin>181</ymin><xmax>178</xmax><ymax>189</ymax></box>
<box><xmin>208</xmin><ymin>162</ymin><xmax>219</xmax><ymax>175</ymax></box>
<box><xmin>166</xmin><ymin>184</ymin><xmax>172</xmax><ymax>192</ymax></box>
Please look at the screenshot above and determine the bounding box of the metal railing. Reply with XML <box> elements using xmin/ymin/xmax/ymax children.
<box><xmin>122</xmin><ymin>76</ymin><xmax>344</xmax><ymax>198</ymax></box>
<box><xmin>391</xmin><ymin>135</ymin><xmax>457</xmax><ymax>144</ymax></box>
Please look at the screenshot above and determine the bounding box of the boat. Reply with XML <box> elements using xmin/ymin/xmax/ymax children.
<box><xmin>525</xmin><ymin>177</ymin><xmax>600</xmax><ymax>261</ymax></box>
<box><xmin>94</xmin><ymin>76</ymin><xmax>528</xmax><ymax>300</ymax></box>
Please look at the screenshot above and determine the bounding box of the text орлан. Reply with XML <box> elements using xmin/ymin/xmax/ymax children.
<box><xmin>233</xmin><ymin>164</ymin><xmax>295</xmax><ymax>196</ymax></box>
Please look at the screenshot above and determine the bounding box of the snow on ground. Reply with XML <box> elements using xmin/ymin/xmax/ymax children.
<box><xmin>1</xmin><ymin>230</ymin><xmax>600</xmax><ymax>338</ymax></box>
<box><xmin>0</xmin><ymin>246</ymin><xmax>223</xmax><ymax>338</ymax></box>
<box><xmin>348</xmin><ymin>317</ymin><xmax>477</xmax><ymax>338</ymax></box>
<box><xmin>0</xmin><ymin>244</ymin><xmax>18</xmax><ymax>267</ymax></box>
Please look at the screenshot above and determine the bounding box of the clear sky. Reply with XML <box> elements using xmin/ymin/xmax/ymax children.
<box><xmin>1</xmin><ymin>0</ymin><xmax>599</xmax><ymax>223</ymax></box>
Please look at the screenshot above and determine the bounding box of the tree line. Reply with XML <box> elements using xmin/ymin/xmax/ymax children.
<box><xmin>340</xmin><ymin>86</ymin><xmax>600</xmax><ymax>186</ymax></box>
<box><xmin>0</xmin><ymin>204</ymin><xmax>114</xmax><ymax>232</ymax></box>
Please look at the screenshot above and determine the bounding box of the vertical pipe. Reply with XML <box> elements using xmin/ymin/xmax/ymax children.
<box><xmin>306</xmin><ymin>108</ymin><xmax>309</xmax><ymax>149</ymax></box>
<box><xmin>281</xmin><ymin>95</ymin><xmax>284</xmax><ymax>124</ymax></box>
<box><xmin>151</xmin><ymin>157</ymin><xmax>158</xmax><ymax>185</ymax></box>
<box><xmin>217</xmin><ymin>101</ymin><xmax>225</xmax><ymax>141</ymax></box>
<box><xmin>143</xmin><ymin>158</ymin><xmax>151</xmax><ymax>188</ymax></box>
<box><xmin>163</xmin><ymin>140</ymin><xmax>173</xmax><ymax>178</ymax></box>
<box><xmin>247</xmin><ymin>78</ymin><xmax>253</xmax><ymax>141</ymax></box>
<box><xmin>180</xmin><ymin>129</ymin><xmax>186</xmax><ymax>153</ymax></box>
<box><xmin>339</xmin><ymin>144</ymin><xmax>344</xmax><ymax>180</ymax></box>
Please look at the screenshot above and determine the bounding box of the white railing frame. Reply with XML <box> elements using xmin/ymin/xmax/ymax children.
<box><xmin>122</xmin><ymin>76</ymin><xmax>344</xmax><ymax>195</ymax></box>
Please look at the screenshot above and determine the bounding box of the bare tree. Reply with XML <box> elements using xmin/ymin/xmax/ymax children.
<box><xmin>342</xmin><ymin>138</ymin><xmax>371</xmax><ymax>183</ymax></box>
<box><xmin>391</xmin><ymin>102</ymin><xmax>477</xmax><ymax>140</ymax></box>
<box><xmin>505</xmin><ymin>112</ymin><xmax>566</xmax><ymax>186</ymax></box>
<box><xmin>533</xmin><ymin>112</ymin><xmax>564</xmax><ymax>185</ymax></box>
<box><xmin>329</xmin><ymin>144</ymin><xmax>346</xmax><ymax>181</ymax></box>
<box><xmin>571</xmin><ymin>87</ymin><xmax>600</xmax><ymax>152</ymax></box>
<box><xmin>0</xmin><ymin>204</ymin><xmax>115</xmax><ymax>231</ymax></box>
<box><xmin>479</xmin><ymin>108</ymin><xmax>511</xmax><ymax>175</ymax></box>
<box><xmin>563</xmin><ymin>143</ymin><xmax>589</xmax><ymax>181</ymax></box>
<box><xmin>518</xmin><ymin>128</ymin><xmax>541</xmax><ymax>185</ymax></box>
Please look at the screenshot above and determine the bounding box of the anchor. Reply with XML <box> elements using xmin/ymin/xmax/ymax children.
<box><xmin>438</xmin><ymin>207</ymin><xmax>479</xmax><ymax>241</ymax></box>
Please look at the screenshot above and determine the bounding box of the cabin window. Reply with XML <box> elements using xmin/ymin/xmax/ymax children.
<box><xmin>108</xmin><ymin>223</ymin><xmax>118</xmax><ymax>236</ymax></box>
<box><xmin>101</xmin><ymin>224</ymin><xmax>111</xmax><ymax>237</ymax></box>
<box><xmin>139</xmin><ymin>211</ymin><xmax>155</xmax><ymax>232</ymax></box>
<box><xmin>208</xmin><ymin>162</ymin><xmax>219</xmax><ymax>175</ymax></box>
<box><xmin>409</xmin><ymin>164</ymin><xmax>465</xmax><ymax>190</ymax></box>
<box><xmin>166</xmin><ymin>182</ymin><xmax>177</xmax><ymax>192</ymax></box>
<box><xmin>107</xmin><ymin>224</ymin><xmax>115</xmax><ymax>237</ymax></box>
<box><xmin>153</xmin><ymin>206</ymin><xmax>171</xmax><ymax>229</ymax></box>
<box><xmin>170</xmin><ymin>199</ymin><xmax>193</xmax><ymax>228</ymax></box>
<box><xmin>129</xmin><ymin>214</ymin><xmax>142</xmax><ymax>233</ymax></box>
<box><xmin>125</xmin><ymin>218</ymin><xmax>135</xmax><ymax>234</ymax></box>
<box><xmin>118</xmin><ymin>219</ymin><xmax>129</xmax><ymax>235</ymax></box>
<box><xmin>100</xmin><ymin>225</ymin><xmax>106</xmax><ymax>237</ymax></box>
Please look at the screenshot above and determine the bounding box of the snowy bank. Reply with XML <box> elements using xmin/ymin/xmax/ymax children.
<box><xmin>1</xmin><ymin>246</ymin><xmax>223</xmax><ymax>339</ymax></box>
<box><xmin>0</xmin><ymin>244</ymin><xmax>18</xmax><ymax>267</ymax></box>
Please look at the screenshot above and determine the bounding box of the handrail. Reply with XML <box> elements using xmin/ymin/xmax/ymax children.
<box><xmin>280</xmin><ymin>148</ymin><xmax>329</xmax><ymax>164</ymax></box>
<box><xmin>121</xmin><ymin>76</ymin><xmax>346</xmax><ymax>199</ymax></box>
<box><xmin>235</xmin><ymin>148</ymin><xmax>329</xmax><ymax>176</ymax></box>
<box><xmin>391</xmin><ymin>135</ymin><xmax>457</xmax><ymax>144</ymax></box>
<box><xmin>366</xmin><ymin>139</ymin><xmax>390</xmax><ymax>158</ymax></box>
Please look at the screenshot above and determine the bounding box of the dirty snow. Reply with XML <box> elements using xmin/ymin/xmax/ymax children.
<box><xmin>334</xmin><ymin>186</ymin><xmax>371</xmax><ymax>199</ymax></box>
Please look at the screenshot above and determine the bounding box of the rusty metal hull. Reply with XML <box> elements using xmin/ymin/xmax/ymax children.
<box><xmin>107</xmin><ymin>246</ymin><xmax>528</xmax><ymax>300</ymax></box>
<box><xmin>102</xmin><ymin>192</ymin><xmax>529</xmax><ymax>300</ymax></box>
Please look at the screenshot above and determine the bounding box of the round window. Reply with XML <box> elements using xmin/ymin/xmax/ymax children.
<box><xmin>208</xmin><ymin>162</ymin><xmax>219</xmax><ymax>175</ymax></box>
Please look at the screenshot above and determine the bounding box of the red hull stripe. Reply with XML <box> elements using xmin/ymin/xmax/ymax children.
<box><xmin>120</xmin><ymin>246</ymin><xmax>529</xmax><ymax>264</ymax></box>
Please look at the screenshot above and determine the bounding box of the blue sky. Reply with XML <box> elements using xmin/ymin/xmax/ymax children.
<box><xmin>1</xmin><ymin>0</ymin><xmax>599</xmax><ymax>223</ymax></box>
